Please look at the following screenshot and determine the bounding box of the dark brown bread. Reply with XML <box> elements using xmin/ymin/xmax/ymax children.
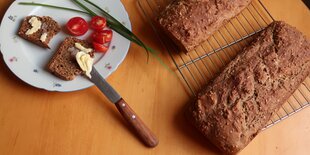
<box><xmin>158</xmin><ymin>0</ymin><xmax>252</xmax><ymax>52</ymax></box>
<box><xmin>187</xmin><ymin>21</ymin><xmax>310</xmax><ymax>154</ymax></box>
<box><xmin>47</xmin><ymin>37</ymin><xmax>93</xmax><ymax>81</ymax></box>
<box><xmin>18</xmin><ymin>16</ymin><xmax>60</xmax><ymax>48</ymax></box>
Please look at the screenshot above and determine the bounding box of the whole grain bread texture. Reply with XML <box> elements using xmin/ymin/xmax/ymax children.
<box><xmin>157</xmin><ymin>0</ymin><xmax>252</xmax><ymax>52</ymax></box>
<box><xmin>187</xmin><ymin>21</ymin><xmax>310</xmax><ymax>154</ymax></box>
<box><xmin>47</xmin><ymin>37</ymin><xmax>93</xmax><ymax>81</ymax></box>
<box><xmin>18</xmin><ymin>16</ymin><xmax>60</xmax><ymax>48</ymax></box>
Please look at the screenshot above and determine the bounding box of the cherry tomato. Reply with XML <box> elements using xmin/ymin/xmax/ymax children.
<box><xmin>66</xmin><ymin>17</ymin><xmax>89</xmax><ymax>36</ymax></box>
<box><xmin>93</xmin><ymin>42</ymin><xmax>109</xmax><ymax>53</ymax></box>
<box><xmin>91</xmin><ymin>30</ymin><xmax>113</xmax><ymax>44</ymax></box>
<box><xmin>102</xmin><ymin>30</ymin><xmax>113</xmax><ymax>42</ymax></box>
<box><xmin>92</xmin><ymin>32</ymin><xmax>106</xmax><ymax>44</ymax></box>
<box><xmin>90</xmin><ymin>16</ymin><xmax>107</xmax><ymax>31</ymax></box>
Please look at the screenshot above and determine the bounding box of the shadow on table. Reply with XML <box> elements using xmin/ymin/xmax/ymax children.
<box><xmin>0</xmin><ymin>1</ymin><xmax>13</xmax><ymax>20</ymax></box>
<box><xmin>303</xmin><ymin>0</ymin><xmax>310</xmax><ymax>9</ymax></box>
<box><xmin>173</xmin><ymin>102</ymin><xmax>222</xmax><ymax>155</ymax></box>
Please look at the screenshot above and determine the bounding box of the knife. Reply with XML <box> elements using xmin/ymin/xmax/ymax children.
<box><xmin>89</xmin><ymin>67</ymin><xmax>159</xmax><ymax>147</ymax></box>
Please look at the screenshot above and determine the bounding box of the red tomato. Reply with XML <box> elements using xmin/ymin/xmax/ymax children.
<box><xmin>102</xmin><ymin>30</ymin><xmax>113</xmax><ymax>42</ymax></box>
<box><xmin>93</xmin><ymin>42</ymin><xmax>109</xmax><ymax>53</ymax></box>
<box><xmin>91</xmin><ymin>30</ymin><xmax>113</xmax><ymax>44</ymax></box>
<box><xmin>66</xmin><ymin>17</ymin><xmax>89</xmax><ymax>36</ymax></box>
<box><xmin>92</xmin><ymin>32</ymin><xmax>106</xmax><ymax>44</ymax></box>
<box><xmin>90</xmin><ymin>16</ymin><xmax>107</xmax><ymax>31</ymax></box>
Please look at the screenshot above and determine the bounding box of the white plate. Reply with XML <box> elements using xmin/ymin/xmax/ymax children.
<box><xmin>0</xmin><ymin>0</ymin><xmax>131</xmax><ymax>92</ymax></box>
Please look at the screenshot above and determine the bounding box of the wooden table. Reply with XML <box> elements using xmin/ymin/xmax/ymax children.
<box><xmin>0</xmin><ymin>0</ymin><xmax>309</xmax><ymax>154</ymax></box>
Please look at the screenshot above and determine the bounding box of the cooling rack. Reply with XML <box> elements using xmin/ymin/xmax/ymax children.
<box><xmin>137</xmin><ymin>0</ymin><xmax>310</xmax><ymax>129</ymax></box>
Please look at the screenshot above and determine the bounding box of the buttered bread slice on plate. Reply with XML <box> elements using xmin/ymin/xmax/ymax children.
<box><xmin>47</xmin><ymin>37</ymin><xmax>94</xmax><ymax>81</ymax></box>
<box><xmin>18</xmin><ymin>15</ymin><xmax>60</xmax><ymax>48</ymax></box>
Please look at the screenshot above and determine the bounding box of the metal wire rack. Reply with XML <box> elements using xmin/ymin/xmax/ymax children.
<box><xmin>137</xmin><ymin>0</ymin><xmax>310</xmax><ymax>129</ymax></box>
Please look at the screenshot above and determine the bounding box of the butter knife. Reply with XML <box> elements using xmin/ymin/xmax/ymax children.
<box><xmin>89</xmin><ymin>67</ymin><xmax>158</xmax><ymax>147</ymax></box>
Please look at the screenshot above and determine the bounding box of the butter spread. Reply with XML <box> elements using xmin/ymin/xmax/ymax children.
<box><xmin>40</xmin><ymin>33</ymin><xmax>48</xmax><ymax>42</ymax></box>
<box><xmin>76</xmin><ymin>51</ymin><xmax>94</xmax><ymax>78</ymax></box>
<box><xmin>75</xmin><ymin>43</ymin><xmax>92</xmax><ymax>53</ymax></box>
<box><xmin>26</xmin><ymin>17</ymin><xmax>42</xmax><ymax>35</ymax></box>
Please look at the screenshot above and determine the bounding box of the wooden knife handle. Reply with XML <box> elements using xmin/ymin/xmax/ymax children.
<box><xmin>115</xmin><ymin>98</ymin><xmax>159</xmax><ymax>147</ymax></box>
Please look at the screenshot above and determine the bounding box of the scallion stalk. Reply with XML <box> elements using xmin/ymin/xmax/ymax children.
<box><xmin>19</xmin><ymin>2</ymin><xmax>90</xmax><ymax>15</ymax></box>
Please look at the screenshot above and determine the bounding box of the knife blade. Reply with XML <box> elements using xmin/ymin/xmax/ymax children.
<box><xmin>90</xmin><ymin>67</ymin><xmax>121</xmax><ymax>103</ymax></box>
<box><xmin>89</xmin><ymin>67</ymin><xmax>158</xmax><ymax>147</ymax></box>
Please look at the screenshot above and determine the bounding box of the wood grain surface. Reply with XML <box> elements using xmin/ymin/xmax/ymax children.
<box><xmin>0</xmin><ymin>0</ymin><xmax>309</xmax><ymax>155</ymax></box>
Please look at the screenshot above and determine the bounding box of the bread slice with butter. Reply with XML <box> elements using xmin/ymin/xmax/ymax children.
<box><xmin>18</xmin><ymin>16</ymin><xmax>60</xmax><ymax>48</ymax></box>
<box><xmin>47</xmin><ymin>37</ymin><xmax>94</xmax><ymax>81</ymax></box>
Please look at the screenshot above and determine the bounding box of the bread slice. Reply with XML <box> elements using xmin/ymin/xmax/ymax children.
<box><xmin>18</xmin><ymin>16</ymin><xmax>60</xmax><ymax>48</ymax></box>
<box><xmin>47</xmin><ymin>37</ymin><xmax>93</xmax><ymax>81</ymax></box>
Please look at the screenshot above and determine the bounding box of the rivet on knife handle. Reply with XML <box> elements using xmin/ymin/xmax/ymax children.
<box><xmin>115</xmin><ymin>98</ymin><xmax>159</xmax><ymax>147</ymax></box>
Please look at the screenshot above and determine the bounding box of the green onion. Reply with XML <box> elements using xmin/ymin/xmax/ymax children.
<box><xmin>71</xmin><ymin>0</ymin><xmax>97</xmax><ymax>16</ymax></box>
<box><xmin>19</xmin><ymin>2</ymin><xmax>91</xmax><ymax>15</ymax></box>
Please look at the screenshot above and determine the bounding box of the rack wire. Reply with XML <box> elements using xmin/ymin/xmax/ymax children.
<box><xmin>137</xmin><ymin>0</ymin><xmax>310</xmax><ymax>129</ymax></box>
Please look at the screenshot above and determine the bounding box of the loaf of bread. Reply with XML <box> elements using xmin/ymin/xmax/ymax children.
<box><xmin>187</xmin><ymin>21</ymin><xmax>310</xmax><ymax>154</ymax></box>
<box><xmin>157</xmin><ymin>0</ymin><xmax>252</xmax><ymax>52</ymax></box>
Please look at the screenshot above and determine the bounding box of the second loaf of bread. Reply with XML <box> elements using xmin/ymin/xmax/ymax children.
<box><xmin>157</xmin><ymin>0</ymin><xmax>252</xmax><ymax>52</ymax></box>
